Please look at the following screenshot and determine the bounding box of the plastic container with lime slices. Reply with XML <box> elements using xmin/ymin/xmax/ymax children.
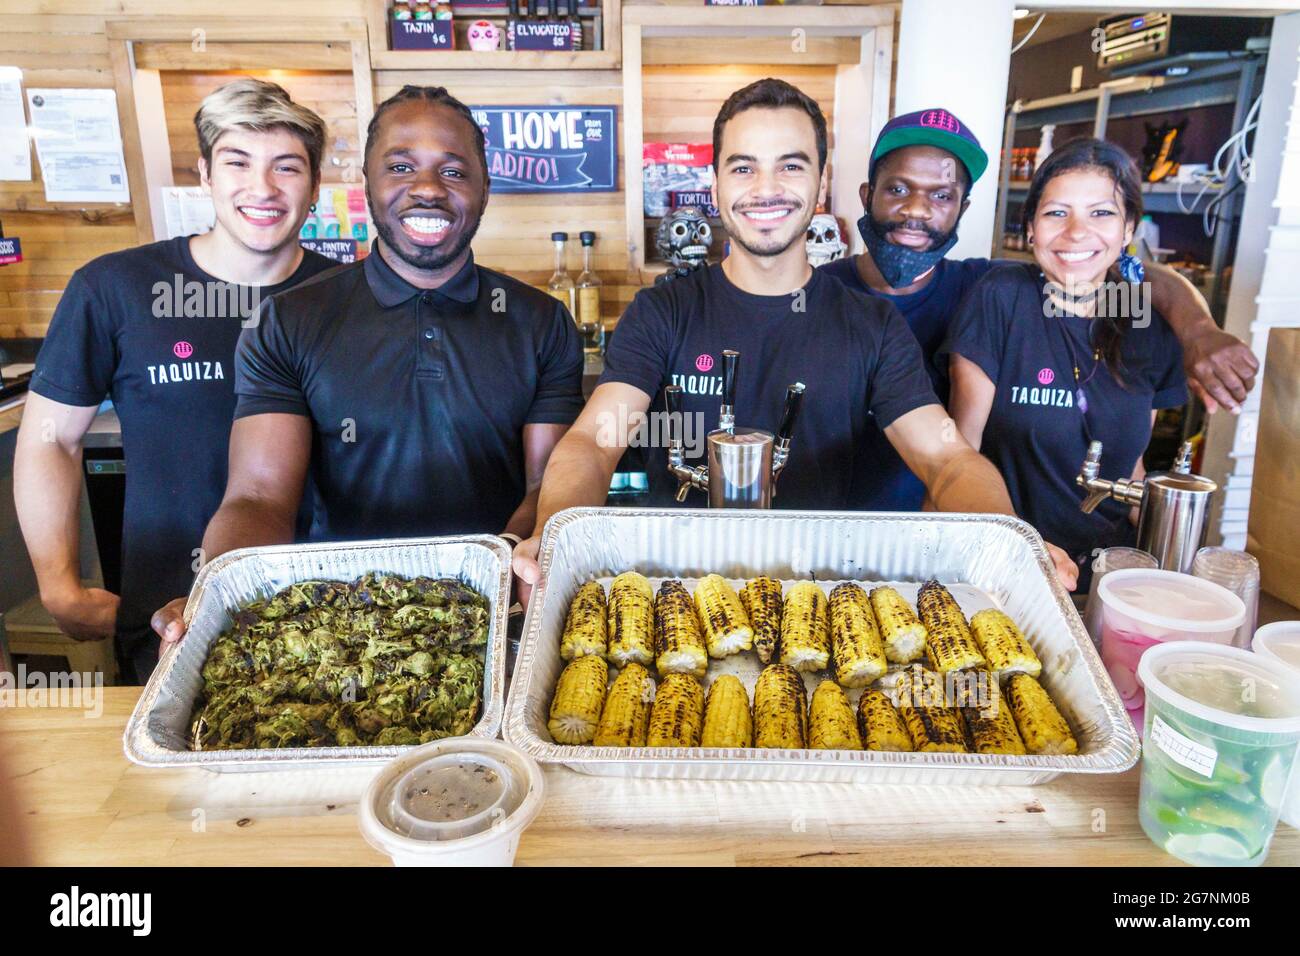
<box><xmin>1098</xmin><ymin>569</ymin><xmax>1245</xmax><ymax>733</ymax></box>
<box><xmin>359</xmin><ymin>738</ymin><xmax>545</xmax><ymax>867</ymax></box>
<box><xmin>1136</xmin><ymin>641</ymin><xmax>1300</xmax><ymax>866</ymax></box>
<box><xmin>1252</xmin><ymin>620</ymin><xmax>1300</xmax><ymax>830</ymax></box>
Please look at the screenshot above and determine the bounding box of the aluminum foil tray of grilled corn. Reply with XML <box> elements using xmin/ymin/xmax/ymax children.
<box><xmin>124</xmin><ymin>535</ymin><xmax>511</xmax><ymax>773</ymax></box>
<box><xmin>504</xmin><ymin>508</ymin><xmax>1139</xmax><ymax>785</ymax></box>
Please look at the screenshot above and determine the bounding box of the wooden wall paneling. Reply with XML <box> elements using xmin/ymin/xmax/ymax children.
<box><xmin>621</xmin><ymin>19</ymin><xmax>644</xmax><ymax>275</ymax></box>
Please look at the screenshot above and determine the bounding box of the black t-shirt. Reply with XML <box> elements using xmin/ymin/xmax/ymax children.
<box><xmin>235</xmin><ymin>248</ymin><xmax>585</xmax><ymax>540</ymax></box>
<box><xmin>30</xmin><ymin>237</ymin><xmax>338</xmax><ymax>640</ymax></box>
<box><xmin>819</xmin><ymin>254</ymin><xmax>1007</xmax><ymax>510</ymax></box>
<box><xmin>938</xmin><ymin>262</ymin><xmax>1188</xmax><ymax>567</ymax></box>
<box><xmin>597</xmin><ymin>263</ymin><xmax>939</xmax><ymax>509</ymax></box>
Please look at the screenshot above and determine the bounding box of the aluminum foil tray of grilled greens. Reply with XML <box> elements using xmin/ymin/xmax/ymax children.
<box><xmin>124</xmin><ymin>536</ymin><xmax>511</xmax><ymax>773</ymax></box>
<box><xmin>504</xmin><ymin>508</ymin><xmax>1139</xmax><ymax>785</ymax></box>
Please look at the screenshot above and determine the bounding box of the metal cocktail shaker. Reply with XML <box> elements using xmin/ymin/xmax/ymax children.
<box><xmin>665</xmin><ymin>350</ymin><xmax>805</xmax><ymax>509</ymax></box>
<box><xmin>1076</xmin><ymin>439</ymin><xmax>1218</xmax><ymax>573</ymax></box>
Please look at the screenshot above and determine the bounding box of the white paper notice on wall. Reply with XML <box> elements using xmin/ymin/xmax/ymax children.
<box><xmin>159</xmin><ymin>186</ymin><xmax>216</xmax><ymax>239</ymax></box>
<box><xmin>26</xmin><ymin>87</ymin><xmax>129</xmax><ymax>203</ymax></box>
<box><xmin>0</xmin><ymin>67</ymin><xmax>31</xmax><ymax>181</ymax></box>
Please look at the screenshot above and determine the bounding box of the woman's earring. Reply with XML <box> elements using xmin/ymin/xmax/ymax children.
<box><xmin>1119</xmin><ymin>250</ymin><xmax>1145</xmax><ymax>284</ymax></box>
<box><xmin>309</xmin><ymin>203</ymin><xmax>317</xmax><ymax>213</ymax></box>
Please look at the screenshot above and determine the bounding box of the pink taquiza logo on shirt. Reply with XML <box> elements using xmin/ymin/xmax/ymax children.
<box><xmin>1037</xmin><ymin>367</ymin><xmax>1055</xmax><ymax>385</ymax></box>
<box><xmin>695</xmin><ymin>353</ymin><xmax>714</xmax><ymax>372</ymax></box>
<box><xmin>173</xmin><ymin>341</ymin><xmax>193</xmax><ymax>359</ymax></box>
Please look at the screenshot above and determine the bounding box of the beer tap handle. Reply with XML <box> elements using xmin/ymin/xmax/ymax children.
<box><xmin>719</xmin><ymin>349</ymin><xmax>739</xmax><ymax>432</ymax></box>
<box><xmin>776</xmin><ymin>382</ymin><xmax>805</xmax><ymax>446</ymax></box>
<box><xmin>664</xmin><ymin>384</ymin><xmax>683</xmax><ymax>444</ymax></box>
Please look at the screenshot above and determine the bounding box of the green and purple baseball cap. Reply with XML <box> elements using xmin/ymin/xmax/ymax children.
<box><xmin>869</xmin><ymin>107</ymin><xmax>988</xmax><ymax>186</ymax></box>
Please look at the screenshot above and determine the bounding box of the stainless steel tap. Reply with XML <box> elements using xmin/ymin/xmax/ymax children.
<box><xmin>665</xmin><ymin>349</ymin><xmax>805</xmax><ymax>508</ymax></box>
<box><xmin>1076</xmin><ymin>438</ymin><xmax>1217</xmax><ymax>572</ymax></box>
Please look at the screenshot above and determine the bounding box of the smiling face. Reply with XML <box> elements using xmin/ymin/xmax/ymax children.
<box><xmin>863</xmin><ymin>145</ymin><xmax>967</xmax><ymax>251</ymax></box>
<box><xmin>200</xmin><ymin>127</ymin><xmax>317</xmax><ymax>255</ymax></box>
<box><xmin>1028</xmin><ymin>167</ymin><xmax>1134</xmax><ymax>292</ymax></box>
<box><xmin>364</xmin><ymin>98</ymin><xmax>488</xmax><ymax>274</ymax></box>
<box><xmin>712</xmin><ymin>106</ymin><xmax>826</xmax><ymax>259</ymax></box>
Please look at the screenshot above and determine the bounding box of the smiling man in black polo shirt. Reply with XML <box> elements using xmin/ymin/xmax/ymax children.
<box><xmin>513</xmin><ymin>78</ymin><xmax>1079</xmax><ymax>591</ymax></box>
<box><xmin>151</xmin><ymin>85</ymin><xmax>585</xmax><ymax>645</ymax></box>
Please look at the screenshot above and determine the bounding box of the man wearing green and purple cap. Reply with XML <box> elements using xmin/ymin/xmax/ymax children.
<box><xmin>821</xmin><ymin>107</ymin><xmax>1258</xmax><ymax>511</ymax></box>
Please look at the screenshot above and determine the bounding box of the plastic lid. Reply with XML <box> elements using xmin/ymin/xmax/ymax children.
<box><xmin>1137</xmin><ymin>641</ymin><xmax>1300</xmax><ymax>735</ymax></box>
<box><xmin>1252</xmin><ymin>621</ymin><xmax>1300</xmax><ymax>673</ymax></box>
<box><xmin>1098</xmin><ymin>568</ymin><xmax>1245</xmax><ymax>633</ymax></box>
<box><xmin>359</xmin><ymin>738</ymin><xmax>545</xmax><ymax>857</ymax></box>
<box><xmin>551</xmin><ymin>231</ymin><xmax>569</xmax><ymax>242</ymax></box>
<box><xmin>579</xmin><ymin>230</ymin><xmax>596</xmax><ymax>244</ymax></box>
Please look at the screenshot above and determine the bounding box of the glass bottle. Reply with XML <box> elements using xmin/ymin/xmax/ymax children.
<box><xmin>547</xmin><ymin>231</ymin><xmax>576</xmax><ymax>315</ymax></box>
<box><xmin>575</xmin><ymin>230</ymin><xmax>603</xmax><ymax>352</ymax></box>
<box><xmin>392</xmin><ymin>1</ymin><xmax>413</xmax><ymax>20</ymax></box>
<box><xmin>412</xmin><ymin>0</ymin><xmax>433</xmax><ymax>21</ymax></box>
<box><xmin>506</xmin><ymin>0</ymin><xmax>519</xmax><ymax>50</ymax></box>
<box><xmin>556</xmin><ymin>0</ymin><xmax>577</xmax><ymax>49</ymax></box>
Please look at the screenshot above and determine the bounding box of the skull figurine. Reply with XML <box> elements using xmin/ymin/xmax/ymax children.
<box><xmin>655</xmin><ymin>207</ymin><xmax>712</xmax><ymax>284</ymax></box>
<box><xmin>466</xmin><ymin>19</ymin><xmax>501</xmax><ymax>51</ymax></box>
<box><xmin>806</xmin><ymin>213</ymin><xmax>846</xmax><ymax>268</ymax></box>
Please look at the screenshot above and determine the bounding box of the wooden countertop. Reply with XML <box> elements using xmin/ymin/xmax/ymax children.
<box><xmin>3</xmin><ymin>687</ymin><xmax>1297</xmax><ymax>867</ymax></box>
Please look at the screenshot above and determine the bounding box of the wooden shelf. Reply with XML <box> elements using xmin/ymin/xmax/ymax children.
<box><xmin>370</xmin><ymin>48</ymin><xmax>618</xmax><ymax>69</ymax></box>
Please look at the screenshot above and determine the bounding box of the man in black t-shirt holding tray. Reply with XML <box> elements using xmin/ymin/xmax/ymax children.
<box><xmin>512</xmin><ymin>79</ymin><xmax>1080</xmax><ymax>592</ymax></box>
<box><xmin>14</xmin><ymin>79</ymin><xmax>338</xmax><ymax>683</ymax></box>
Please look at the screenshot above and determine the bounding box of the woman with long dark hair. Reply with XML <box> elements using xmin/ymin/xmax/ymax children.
<box><xmin>940</xmin><ymin>138</ymin><xmax>1187</xmax><ymax>586</ymax></box>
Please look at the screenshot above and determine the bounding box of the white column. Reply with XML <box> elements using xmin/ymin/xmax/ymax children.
<box><xmin>895</xmin><ymin>0</ymin><xmax>1014</xmax><ymax>259</ymax></box>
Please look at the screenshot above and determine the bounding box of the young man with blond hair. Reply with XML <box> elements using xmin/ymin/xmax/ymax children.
<box><xmin>14</xmin><ymin>78</ymin><xmax>338</xmax><ymax>682</ymax></box>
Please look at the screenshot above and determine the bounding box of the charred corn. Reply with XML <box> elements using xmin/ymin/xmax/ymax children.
<box><xmin>646</xmin><ymin>672</ymin><xmax>704</xmax><ymax>747</ymax></box>
<box><xmin>809</xmin><ymin>680</ymin><xmax>863</xmax><ymax>750</ymax></box>
<box><xmin>607</xmin><ymin>572</ymin><xmax>655</xmax><ymax>667</ymax></box>
<box><xmin>857</xmin><ymin>689</ymin><xmax>914</xmax><ymax>752</ymax></box>
<box><xmin>970</xmin><ymin>608</ymin><xmax>1042</xmax><ymax>681</ymax></box>
<box><xmin>740</xmin><ymin>576</ymin><xmax>783</xmax><ymax>665</ymax></box>
<box><xmin>593</xmin><ymin>662</ymin><xmax>655</xmax><ymax>747</ymax></box>
<box><xmin>548</xmin><ymin>654</ymin><xmax>608</xmax><ymax>745</ymax></box>
<box><xmin>893</xmin><ymin>665</ymin><xmax>967</xmax><ymax>753</ymax></box>
<box><xmin>869</xmin><ymin>586</ymin><xmax>928</xmax><ymax>664</ymax></box>
<box><xmin>828</xmin><ymin>583</ymin><xmax>888</xmax><ymax>688</ymax></box>
<box><xmin>559</xmin><ymin>581</ymin><xmax>607</xmax><ymax>660</ymax></box>
<box><xmin>754</xmin><ymin>663</ymin><xmax>808</xmax><ymax>748</ymax></box>
<box><xmin>653</xmin><ymin>580</ymin><xmax>708</xmax><ymax>678</ymax></box>
<box><xmin>693</xmin><ymin>574</ymin><xmax>754</xmax><ymax>658</ymax></box>
<box><xmin>1006</xmin><ymin>673</ymin><xmax>1078</xmax><ymax>755</ymax></box>
<box><xmin>956</xmin><ymin>670</ymin><xmax>1027</xmax><ymax>755</ymax></box>
<box><xmin>701</xmin><ymin>674</ymin><xmax>753</xmax><ymax>748</ymax></box>
<box><xmin>917</xmin><ymin>579</ymin><xmax>986</xmax><ymax>674</ymax></box>
<box><xmin>779</xmin><ymin>581</ymin><xmax>830</xmax><ymax>672</ymax></box>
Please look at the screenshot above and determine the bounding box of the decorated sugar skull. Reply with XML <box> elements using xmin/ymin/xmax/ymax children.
<box><xmin>656</xmin><ymin>207</ymin><xmax>712</xmax><ymax>274</ymax></box>
<box><xmin>467</xmin><ymin>19</ymin><xmax>500</xmax><ymax>51</ymax></box>
<box><xmin>806</xmin><ymin>213</ymin><xmax>846</xmax><ymax>268</ymax></box>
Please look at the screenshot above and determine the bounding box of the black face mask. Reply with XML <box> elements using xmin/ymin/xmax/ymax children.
<box><xmin>857</xmin><ymin>207</ymin><xmax>959</xmax><ymax>289</ymax></box>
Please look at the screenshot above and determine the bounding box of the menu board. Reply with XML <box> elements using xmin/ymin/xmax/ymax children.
<box><xmin>471</xmin><ymin>105</ymin><xmax>617</xmax><ymax>193</ymax></box>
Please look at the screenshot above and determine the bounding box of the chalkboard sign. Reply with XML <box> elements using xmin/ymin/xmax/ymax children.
<box><xmin>300</xmin><ymin>239</ymin><xmax>359</xmax><ymax>263</ymax></box>
<box><xmin>512</xmin><ymin>20</ymin><xmax>576</xmax><ymax>51</ymax></box>
<box><xmin>391</xmin><ymin>19</ymin><xmax>454</xmax><ymax>50</ymax></box>
<box><xmin>472</xmin><ymin>106</ymin><xmax>617</xmax><ymax>193</ymax></box>
<box><xmin>0</xmin><ymin>237</ymin><xmax>21</xmax><ymax>265</ymax></box>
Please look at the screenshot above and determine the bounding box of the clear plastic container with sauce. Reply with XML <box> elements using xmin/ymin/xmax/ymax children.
<box><xmin>359</xmin><ymin>738</ymin><xmax>545</xmax><ymax>866</ymax></box>
<box><xmin>1136</xmin><ymin>641</ymin><xmax>1300</xmax><ymax>866</ymax></box>
<box><xmin>1252</xmin><ymin>620</ymin><xmax>1300</xmax><ymax>830</ymax></box>
<box><xmin>1098</xmin><ymin>568</ymin><xmax>1245</xmax><ymax>732</ymax></box>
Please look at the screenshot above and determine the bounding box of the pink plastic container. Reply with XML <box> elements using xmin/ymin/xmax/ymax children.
<box><xmin>1098</xmin><ymin>569</ymin><xmax>1245</xmax><ymax>733</ymax></box>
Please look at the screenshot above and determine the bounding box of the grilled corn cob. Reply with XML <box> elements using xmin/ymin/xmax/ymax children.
<box><xmin>1005</xmin><ymin>673</ymin><xmax>1078</xmax><ymax>755</ymax></box>
<box><xmin>828</xmin><ymin>583</ymin><xmax>888</xmax><ymax>688</ymax></box>
<box><xmin>893</xmin><ymin>665</ymin><xmax>967</xmax><ymax>753</ymax></box>
<box><xmin>754</xmin><ymin>663</ymin><xmax>808</xmax><ymax>748</ymax></box>
<box><xmin>646</xmin><ymin>672</ymin><xmax>704</xmax><ymax>747</ymax></box>
<box><xmin>593</xmin><ymin>662</ymin><xmax>655</xmax><ymax>747</ymax></box>
<box><xmin>548</xmin><ymin>655</ymin><xmax>608</xmax><ymax>745</ymax></box>
<box><xmin>779</xmin><ymin>581</ymin><xmax>830</xmax><ymax>672</ymax></box>
<box><xmin>857</xmin><ymin>689</ymin><xmax>914</xmax><ymax>752</ymax></box>
<box><xmin>809</xmin><ymin>680</ymin><xmax>863</xmax><ymax>750</ymax></box>
<box><xmin>917</xmin><ymin>579</ymin><xmax>986</xmax><ymax>674</ymax></box>
<box><xmin>740</xmin><ymin>576</ymin><xmax>783</xmax><ymax>665</ymax></box>
<box><xmin>956</xmin><ymin>670</ymin><xmax>1027</xmax><ymax>755</ymax></box>
<box><xmin>701</xmin><ymin>674</ymin><xmax>753</xmax><ymax>748</ymax></box>
<box><xmin>607</xmin><ymin>571</ymin><xmax>655</xmax><ymax>667</ymax></box>
<box><xmin>559</xmin><ymin>580</ymin><xmax>608</xmax><ymax>660</ymax></box>
<box><xmin>869</xmin><ymin>586</ymin><xmax>928</xmax><ymax>664</ymax></box>
<box><xmin>969</xmin><ymin>608</ymin><xmax>1042</xmax><ymax>681</ymax></box>
<box><xmin>653</xmin><ymin>580</ymin><xmax>708</xmax><ymax>678</ymax></box>
<box><xmin>693</xmin><ymin>574</ymin><xmax>754</xmax><ymax>658</ymax></box>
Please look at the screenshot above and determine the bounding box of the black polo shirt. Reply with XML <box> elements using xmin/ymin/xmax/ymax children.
<box><xmin>234</xmin><ymin>247</ymin><xmax>585</xmax><ymax>540</ymax></box>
